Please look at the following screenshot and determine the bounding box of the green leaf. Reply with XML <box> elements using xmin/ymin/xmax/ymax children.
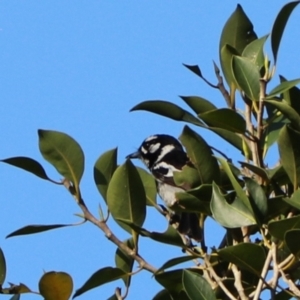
<box><xmin>147</xmin><ymin>225</ymin><xmax>184</xmax><ymax>247</ymax></box>
<box><xmin>93</xmin><ymin>148</ymin><xmax>117</xmax><ymax>202</ymax></box>
<box><xmin>130</xmin><ymin>101</ymin><xmax>204</xmax><ymax>126</ymax></box>
<box><xmin>1</xmin><ymin>157</ymin><xmax>58</xmax><ymax>183</ymax></box>
<box><xmin>217</xmin><ymin>157</ymin><xmax>253</xmax><ymax>214</ymax></box>
<box><xmin>0</xmin><ymin>248</ymin><xmax>6</xmax><ymax>285</ymax></box>
<box><xmin>242</xmin><ymin>35</ymin><xmax>269</xmax><ymax>68</ymax></box>
<box><xmin>244</xmin><ymin>177</ymin><xmax>268</xmax><ymax>225</ymax></box>
<box><xmin>219</xmin><ymin>4</ymin><xmax>257</xmax><ymax>86</ymax></box>
<box><xmin>115</xmin><ymin>239</ymin><xmax>134</xmax><ymax>287</ymax></box>
<box><xmin>211</xmin><ymin>183</ymin><xmax>256</xmax><ymax>228</ymax></box>
<box><xmin>155</xmin><ymin>269</ymin><xmax>185</xmax><ymax>294</ymax></box>
<box><xmin>107</xmin><ymin>160</ymin><xmax>146</xmax><ymax>233</ymax></box>
<box><xmin>38</xmin><ymin>130</ymin><xmax>84</xmax><ymax>193</ymax></box>
<box><xmin>136</xmin><ymin>167</ymin><xmax>157</xmax><ymax>206</ymax></box>
<box><xmin>156</xmin><ymin>256</ymin><xmax>199</xmax><ymax>274</ymax></box>
<box><xmin>264</xmin><ymin>99</ymin><xmax>300</xmax><ymax>131</ymax></box>
<box><xmin>6</xmin><ymin>224</ymin><xmax>73</xmax><ymax>238</ymax></box>
<box><xmin>271</xmin><ymin>1</ymin><xmax>300</xmax><ymax>63</ymax></box>
<box><xmin>73</xmin><ymin>267</ymin><xmax>126</xmax><ymax>298</ymax></box>
<box><xmin>199</xmin><ymin>108</ymin><xmax>246</xmax><ymax>133</ymax></box>
<box><xmin>280</xmin><ymin>75</ymin><xmax>300</xmax><ymax>115</ymax></box>
<box><xmin>39</xmin><ymin>271</ymin><xmax>73</xmax><ymax>300</ymax></box>
<box><xmin>239</xmin><ymin>162</ymin><xmax>269</xmax><ymax>181</ymax></box>
<box><xmin>266</xmin><ymin>79</ymin><xmax>300</xmax><ymax>100</ymax></box>
<box><xmin>284</xmin><ymin>189</ymin><xmax>300</xmax><ymax>210</ymax></box>
<box><xmin>152</xmin><ymin>290</ymin><xmax>173</xmax><ymax>300</ymax></box>
<box><xmin>182</xmin><ymin>64</ymin><xmax>202</xmax><ymax>78</ymax></box>
<box><xmin>232</xmin><ymin>56</ymin><xmax>260</xmax><ymax>101</ymax></box>
<box><xmin>278</xmin><ymin>125</ymin><xmax>300</xmax><ymax>187</ymax></box>
<box><xmin>269</xmin><ymin>215</ymin><xmax>300</xmax><ymax>240</ymax></box>
<box><xmin>182</xmin><ymin>270</ymin><xmax>216</xmax><ymax>300</ymax></box>
<box><xmin>179</xmin><ymin>126</ymin><xmax>220</xmax><ymax>184</ymax></box>
<box><xmin>218</xmin><ymin>243</ymin><xmax>266</xmax><ymax>275</ymax></box>
<box><xmin>180</xmin><ymin>96</ymin><xmax>217</xmax><ymax>115</ymax></box>
<box><xmin>285</xmin><ymin>229</ymin><xmax>300</xmax><ymax>256</ymax></box>
<box><xmin>9</xmin><ymin>295</ymin><xmax>21</xmax><ymax>300</ymax></box>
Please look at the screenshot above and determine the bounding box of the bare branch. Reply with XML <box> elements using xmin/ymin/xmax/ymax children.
<box><xmin>232</xmin><ymin>264</ymin><xmax>249</xmax><ymax>300</ymax></box>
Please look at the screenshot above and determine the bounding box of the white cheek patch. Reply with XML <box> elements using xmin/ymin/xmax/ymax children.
<box><xmin>149</xmin><ymin>142</ymin><xmax>161</xmax><ymax>153</ymax></box>
<box><xmin>141</xmin><ymin>146</ymin><xmax>147</xmax><ymax>154</ymax></box>
<box><xmin>145</xmin><ymin>135</ymin><xmax>157</xmax><ymax>142</ymax></box>
<box><xmin>156</xmin><ymin>145</ymin><xmax>175</xmax><ymax>162</ymax></box>
<box><xmin>153</xmin><ymin>161</ymin><xmax>181</xmax><ymax>177</ymax></box>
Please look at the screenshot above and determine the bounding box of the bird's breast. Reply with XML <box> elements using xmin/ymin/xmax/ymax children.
<box><xmin>157</xmin><ymin>182</ymin><xmax>184</xmax><ymax>207</ymax></box>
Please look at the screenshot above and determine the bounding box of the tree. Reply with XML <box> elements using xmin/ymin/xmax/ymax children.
<box><xmin>1</xmin><ymin>1</ymin><xmax>300</xmax><ymax>299</ymax></box>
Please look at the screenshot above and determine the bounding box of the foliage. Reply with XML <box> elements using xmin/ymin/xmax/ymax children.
<box><xmin>1</xmin><ymin>2</ymin><xmax>300</xmax><ymax>299</ymax></box>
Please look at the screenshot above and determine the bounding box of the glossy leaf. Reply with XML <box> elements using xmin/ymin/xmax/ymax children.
<box><xmin>74</xmin><ymin>267</ymin><xmax>126</xmax><ymax>298</ymax></box>
<box><xmin>115</xmin><ymin>239</ymin><xmax>134</xmax><ymax>287</ymax></box>
<box><xmin>156</xmin><ymin>255</ymin><xmax>199</xmax><ymax>274</ymax></box>
<box><xmin>269</xmin><ymin>215</ymin><xmax>300</xmax><ymax>240</ymax></box>
<box><xmin>232</xmin><ymin>56</ymin><xmax>260</xmax><ymax>101</ymax></box>
<box><xmin>266</xmin><ymin>79</ymin><xmax>300</xmax><ymax>100</ymax></box>
<box><xmin>285</xmin><ymin>229</ymin><xmax>300</xmax><ymax>256</ymax></box>
<box><xmin>93</xmin><ymin>148</ymin><xmax>117</xmax><ymax>202</ymax></box>
<box><xmin>239</xmin><ymin>162</ymin><xmax>269</xmax><ymax>181</ymax></box>
<box><xmin>6</xmin><ymin>224</ymin><xmax>73</xmax><ymax>238</ymax></box>
<box><xmin>244</xmin><ymin>177</ymin><xmax>268</xmax><ymax>225</ymax></box>
<box><xmin>280</xmin><ymin>75</ymin><xmax>300</xmax><ymax>115</ymax></box>
<box><xmin>199</xmin><ymin>108</ymin><xmax>246</xmax><ymax>133</ymax></box>
<box><xmin>284</xmin><ymin>189</ymin><xmax>300</xmax><ymax>210</ymax></box>
<box><xmin>217</xmin><ymin>157</ymin><xmax>253</xmax><ymax>214</ymax></box>
<box><xmin>182</xmin><ymin>270</ymin><xmax>216</xmax><ymax>300</ymax></box>
<box><xmin>219</xmin><ymin>4</ymin><xmax>257</xmax><ymax>86</ymax></box>
<box><xmin>242</xmin><ymin>34</ymin><xmax>268</xmax><ymax>68</ymax></box>
<box><xmin>271</xmin><ymin>1</ymin><xmax>300</xmax><ymax>63</ymax></box>
<box><xmin>218</xmin><ymin>243</ymin><xmax>265</xmax><ymax>275</ymax></box>
<box><xmin>136</xmin><ymin>167</ymin><xmax>157</xmax><ymax>206</ymax></box>
<box><xmin>152</xmin><ymin>290</ymin><xmax>172</xmax><ymax>300</ymax></box>
<box><xmin>155</xmin><ymin>269</ymin><xmax>184</xmax><ymax>294</ymax></box>
<box><xmin>130</xmin><ymin>101</ymin><xmax>204</xmax><ymax>126</ymax></box>
<box><xmin>265</xmin><ymin>99</ymin><xmax>300</xmax><ymax>131</ymax></box>
<box><xmin>179</xmin><ymin>126</ymin><xmax>220</xmax><ymax>184</ymax></box>
<box><xmin>180</xmin><ymin>96</ymin><xmax>216</xmax><ymax>115</ymax></box>
<box><xmin>0</xmin><ymin>248</ymin><xmax>6</xmax><ymax>285</ymax></box>
<box><xmin>173</xmin><ymin>165</ymin><xmax>201</xmax><ymax>190</ymax></box>
<box><xmin>1</xmin><ymin>157</ymin><xmax>57</xmax><ymax>183</ymax></box>
<box><xmin>38</xmin><ymin>130</ymin><xmax>84</xmax><ymax>192</ymax></box>
<box><xmin>211</xmin><ymin>183</ymin><xmax>256</xmax><ymax>228</ymax></box>
<box><xmin>39</xmin><ymin>271</ymin><xmax>73</xmax><ymax>300</ymax></box>
<box><xmin>278</xmin><ymin>125</ymin><xmax>300</xmax><ymax>187</ymax></box>
<box><xmin>183</xmin><ymin>64</ymin><xmax>202</xmax><ymax>78</ymax></box>
<box><xmin>107</xmin><ymin>160</ymin><xmax>146</xmax><ymax>233</ymax></box>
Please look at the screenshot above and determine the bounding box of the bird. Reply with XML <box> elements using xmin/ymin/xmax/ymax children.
<box><xmin>126</xmin><ymin>134</ymin><xmax>202</xmax><ymax>242</ymax></box>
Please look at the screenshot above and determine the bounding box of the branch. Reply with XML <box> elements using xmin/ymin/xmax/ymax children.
<box><xmin>232</xmin><ymin>264</ymin><xmax>249</xmax><ymax>300</ymax></box>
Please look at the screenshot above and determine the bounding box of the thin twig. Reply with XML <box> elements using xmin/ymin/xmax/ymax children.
<box><xmin>279</xmin><ymin>269</ymin><xmax>300</xmax><ymax>297</ymax></box>
<box><xmin>232</xmin><ymin>264</ymin><xmax>249</xmax><ymax>300</ymax></box>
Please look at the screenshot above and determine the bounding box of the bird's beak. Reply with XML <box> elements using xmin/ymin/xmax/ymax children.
<box><xmin>126</xmin><ymin>150</ymin><xmax>140</xmax><ymax>159</ymax></box>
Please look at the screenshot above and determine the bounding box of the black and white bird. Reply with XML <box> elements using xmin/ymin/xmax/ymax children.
<box><xmin>126</xmin><ymin>134</ymin><xmax>202</xmax><ymax>242</ymax></box>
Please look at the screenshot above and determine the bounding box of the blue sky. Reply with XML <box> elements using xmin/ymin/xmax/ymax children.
<box><xmin>1</xmin><ymin>1</ymin><xmax>300</xmax><ymax>299</ymax></box>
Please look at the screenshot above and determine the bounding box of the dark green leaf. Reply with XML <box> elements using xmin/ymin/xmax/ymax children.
<box><xmin>284</xmin><ymin>189</ymin><xmax>300</xmax><ymax>210</ymax></box>
<box><xmin>269</xmin><ymin>215</ymin><xmax>300</xmax><ymax>240</ymax></box>
<box><xmin>239</xmin><ymin>162</ymin><xmax>269</xmax><ymax>181</ymax></box>
<box><xmin>182</xmin><ymin>270</ymin><xmax>216</xmax><ymax>300</ymax></box>
<box><xmin>130</xmin><ymin>101</ymin><xmax>204</xmax><ymax>127</ymax></box>
<box><xmin>280</xmin><ymin>75</ymin><xmax>300</xmax><ymax>115</ymax></box>
<box><xmin>39</xmin><ymin>271</ymin><xmax>73</xmax><ymax>300</ymax></box>
<box><xmin>267</xmin><ymin>196</ymin><xmax>292</xmax><ymax>222</ymax></box>
<box><xmin>136</xmin><ymin>167</ymin><xmax>157</xmax><ymax>206</ymax></box>
<box><xmin>148</xmin><ymin>225</ymin><xmax>185</xmax><ymax>247</ymax></box>
<box><xmin>244</xmin><ymin>177</ymin><xmax>268</xmax><ymax>225</ymax></box>
<box><xmin>219</xmin><ymin>4</ymin><xmax>257</xmax><ymax>86</ymax></box>
<box><xmin>179</xmin><ymin>126</ymin><xmax>220</xmax><ymax>185</ymax></box>
<box><xmin>152</xmin><ymin>289</ymin><xmax>172</xmax><ymax>300</ymax></box>
<box><xmin>218</xmin><ymin>243</ymin><xmax>265</xmax><ymax>275</ymax></box>
<box><xmin>242</xmin><ymin>35</ymin><xmax>269</xmax><ymax>68</ymax></box>
<box><xmin>180</xmin><ymin>96</ymin><xmax>216</xmax><ymax>115</ymax></box>
<box><xmin>285</xmin><ymin>229</ymin><xmax>300</xmax><ymax>256</ymax></box>
<box><xmin>1</xmin><ymin>157</ymin><xmax>57</xmax><ymax>183</ymax></box>
<box><xmin>278</xmin><ymin>125</ymin><xmax>300</xmax><ymax>187</ymax></box>
<box><xmin>107</xmin><ymin>160</ymin><xmax>146</xmax><ymax>233</ymax></box>
<box><xmin>217</xmin><ymin>157</ymin><xmax>253</xmax><ymax>214</ymax></box>
<box><xmin>156</xmin><ymin>255</ymin><xmax>199</xmax><ymax>274</ymax></box>
<box><xmin>271</xmin><ymin>1</ymin><xmax>300</xmax><ymax>62</ymax></box>
<box><xmin>6</xmin><ymin>224</ymin><xmax>72</xmax><ymax>238</ymax></box>
<box><xmin>0</xmin><ymin>248</ymin><xmax>6</xmax><ymax>285</ymax></box>
<box><xmin>232</xmin><ymin>56</ymin><xmax>260</xmax><ymax>101</ymax></box>
<box><xmin>265</xmin><ymin>99</ymin><xmax>300</xmax><ymax>131</ymax></box>
<box><xmin>155</xmin><ymin>269</ymin><xmax>186</xmax><ymax>294</ymax></box>
<box><xmin>115</xmin><ymin>239</ymin><xmax>134</xmax><ymax>287</ymax></box>
<box><xmin>38</xmin><ymin>130</ymin><xmax>84</xmax><ymax>193</ymax></box>
<box><xmin>182</xmin><ymin>64</ymin><xmax>202</xmax><ymax>78</ymax></box>
<box><xmin>93</xmin><ymin>148</ymin><xmax>117</xmax><ymax>202</ymax></box>
<box><xmin>9</xmin><ymin>295</ymin><xmax>21</xmax><ymax>300</ymax></box>
<box><xmin>211</xmin><ymin>183</ymin><xmax>256</xmax><ymax>228</ymax></box>
<box><xmin>199</xmin><ymin>108</ymin><xmax>246</xmax><ymax>133</ymax></box>
<box><xmin>266</xmin><ymin>79</ymin><xmax>300</xmax><ymax>100</ymax></box>
<box><xmin>73</xmin><ymin>267</ymin><xmax>126</xmax><ymax>298</ymax></box>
